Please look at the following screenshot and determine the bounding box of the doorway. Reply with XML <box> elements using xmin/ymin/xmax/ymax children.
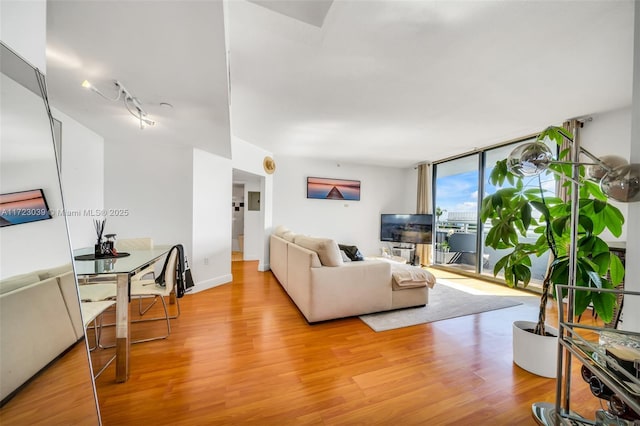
<box><xmin>232</xmin><ymin>183</ymin><xmax>244</xmax><ymax>262</ymax></box>
<box><xmin>231</xmin><ymin>169</ymin><xmax>264</xmax><ymax>264</ymax></box>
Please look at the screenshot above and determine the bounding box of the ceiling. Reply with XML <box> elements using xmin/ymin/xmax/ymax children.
<box><xmin>45</xmin><ymin>0</ymin><xmax>634</xmax><ymax>169</ymax></box>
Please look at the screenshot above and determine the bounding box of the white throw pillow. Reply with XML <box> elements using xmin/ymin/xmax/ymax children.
<box><xmin>294</xmin><ymin>235</ymin><xmax>344</xmax><ymax>267</ymax></box>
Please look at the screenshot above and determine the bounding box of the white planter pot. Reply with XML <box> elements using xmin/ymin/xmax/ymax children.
<box><xmin>512</xmin><ymin>320</ymin><xmax>558</xmax><ymax>378</ymax></box>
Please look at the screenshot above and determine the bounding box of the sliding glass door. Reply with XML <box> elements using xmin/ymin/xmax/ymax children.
<box><xmin>433</xmin><ymin>154</ymin><xmax>480</xmax><ymax>272</ymax></box>
<box><xmin>481</xmin><ymin>138</ymin><xmax>555</xmax><ymax>284</ymax></box>
<box><xmin>432</xmin><ymin>135</ymin><xmax>557</xmax><ymax>286</ymax></box>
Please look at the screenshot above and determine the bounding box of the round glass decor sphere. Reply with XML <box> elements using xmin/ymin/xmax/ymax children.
<box><xmin>507</xmin><ymin>142</ymin><xmax>554</xmax><ymax>177</ymax></box>
<box><xmin>600</xmin><ymin>163</ymin><xmax>640</xmax><ymax>203</ymax></box>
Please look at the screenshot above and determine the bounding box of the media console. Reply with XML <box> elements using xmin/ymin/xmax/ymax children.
<box><xmin>392</xmin><ymin>246</ymin><xmax>417</xmax><ymax>265</ymax></box>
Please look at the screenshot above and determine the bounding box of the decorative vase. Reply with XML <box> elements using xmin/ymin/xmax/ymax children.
<box><xmin>512</xmin><ymin>320</ymin><xmax>558</xmax><ymax>378</ymax></box>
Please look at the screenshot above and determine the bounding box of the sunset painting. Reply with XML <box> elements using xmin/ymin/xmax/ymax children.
<box><xmin>0</xmin><ymin>189</ymin><xmax>52</xmax><ymax>227</ymax></box>
<box><xmin>307</xmin><ymin>177</ymin><xmax>361</xmax><ymax>201</ymax></box>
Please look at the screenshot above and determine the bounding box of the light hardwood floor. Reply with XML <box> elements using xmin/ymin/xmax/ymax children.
<box><xmin>2</xmin><ymin>261</ymin><xmax>606</xmax><ymax>425</ymax></box>
<box><xmin>92</xmin><ymin>261</ymin><xmax>604</xmax><ymax>425</ymax></box>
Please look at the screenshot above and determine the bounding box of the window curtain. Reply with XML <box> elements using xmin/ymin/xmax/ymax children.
<box><xmin>416</xmin><ymin>163</ymin><xmax>432</xmax><ymax>265</ymax></box>
<box><xmin>556</xmin><ymin>120</ymin><xmax>579</xmax><ymax>202</ymax></box>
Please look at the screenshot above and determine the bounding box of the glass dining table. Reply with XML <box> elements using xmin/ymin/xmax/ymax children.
<box><xmin>73</xmin><ymin>245</ymin><xmax>171</xmax><ymax>382</ymax></box>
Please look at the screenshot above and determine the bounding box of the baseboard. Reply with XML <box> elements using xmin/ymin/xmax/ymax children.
<box><xmin>189</xmin><ymin>274</ymin><xmax>232</xmax><ymax>293</ymax></box>
<box><xmin>258</xmin><ymin>262</ymin><xmax>270</xmax><ymax>272</ymax></box>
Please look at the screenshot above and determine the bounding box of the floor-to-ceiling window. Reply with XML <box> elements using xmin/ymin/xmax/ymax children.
<box><xmin>433</xmin><ymin>154</ymin><xmax>480</xmax><ymax>272</ymax></box>
<box><xmin>432</xmin><ymin>135</ymin><xmax>557</xmax><ymax>286</ymax></box>
<box><xmin>480</xmin><ymin>138</ymin><xmax>555</xmax><ymax>283</ymax></box>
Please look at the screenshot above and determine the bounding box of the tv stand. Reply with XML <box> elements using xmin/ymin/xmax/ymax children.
<box><xmin>391</xmin><ymin>246</ymin><xmax>416</xmax><ymax>265</ymax></box>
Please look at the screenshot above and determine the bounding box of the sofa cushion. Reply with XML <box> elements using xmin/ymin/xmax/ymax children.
<box><xmin>339</xmin><ymin>244</ymin><xmax>364</xmax><ymax>261</ymax></box>
<box><xmin>274</xmin><ymin>225</ymin><xmax>290</xmax><ymax>237</ymax></box>
<box><xmin>0</xmin><ymin>272</ymin><xmax>41</xmax><ymax>295</ymax></box>
<box><xmin>294</xmin><ymin>236</ymin><xmax>343</xmax><ymax>267</ymax></box>
<box><xmin>282</xmin><ymin>231</ymin><xmax>297</xmax><ymax>242</ymax></box>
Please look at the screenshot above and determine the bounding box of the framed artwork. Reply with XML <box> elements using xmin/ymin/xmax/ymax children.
<box><xmin>307</xmin><ymin>177</ymin><xmax>361</xmax><ymax>201</ymax></box>
<box><xmin>0</xmin><ymin>189</ymin><xmax>52</xmax><ymax>227</ymax></box>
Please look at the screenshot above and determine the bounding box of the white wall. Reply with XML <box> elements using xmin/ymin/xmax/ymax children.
<box><xmin>192</xmin><ymin>149</ymin><xmax>232</xmax><ymax>291</ymax></box>
<box><xmin>102</xmin><ymin>141</ymin><xmax>234</xmax><ymax>292</ymax></box>
<box><xmin>243</xmin><ymin>179</ymin><xmax>263</xmax><ymax>261</ymax></box>
<box><xmin>103</xmin><ymin>138</ymin><xmax>193</xmax><ymax>258</ymax></box>
<box><xmin>0</xmin><ymin>0</ymin><xmax>47</xmax><ymax>72</ymax></box>
<box><xmin>53</xmin><ymin>107</ymin><xmax>105</xmax><ymax>250</ymax></box>
<box><xmin>272</xmin><ymin>157</ymin><xmax>415</xmax><ymax>257</ymax></box>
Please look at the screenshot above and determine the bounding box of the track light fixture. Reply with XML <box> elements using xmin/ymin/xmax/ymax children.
<box><xmin>82</xmin><ymin>79</ymin><xmax>155</xmax><ymax>129</ymax></box>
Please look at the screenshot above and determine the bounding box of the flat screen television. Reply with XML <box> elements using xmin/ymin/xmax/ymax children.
<box><xmin>380</xmin><ymin>214</ymin><xmax>433</xmax><ymax>245</ymax></box>
<box><xmin>0</xmin><ymin>189</ymin><xmax>52</xmax><ymax>227</ymax></box>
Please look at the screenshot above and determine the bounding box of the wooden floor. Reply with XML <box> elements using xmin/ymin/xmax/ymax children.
<box><xmin>90</xmin><ymin>261</ymin><xmax>605</xmax><ymax>425</ymax></box>
<box><xmin>1</xmin><ymin>261</ymin><xmax>606</xmax><ymax>425</ymax></box>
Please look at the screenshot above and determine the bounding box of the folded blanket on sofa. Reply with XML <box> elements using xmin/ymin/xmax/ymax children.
<box><xmin>390</xmin><ymin>264</ymin><xmax>436</xmax><ymax>290</ymax></box>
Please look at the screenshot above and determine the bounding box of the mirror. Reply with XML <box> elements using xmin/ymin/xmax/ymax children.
<box><xmin>0</xmin><ymin>43</ymin><xmax>100</xmax><ymax>424</ymax></box>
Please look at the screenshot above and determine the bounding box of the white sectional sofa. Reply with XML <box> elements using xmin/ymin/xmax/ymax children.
<box><xmin>0</xmin><ymin>264</ymin><xmax>82</xmax><ymax>402</ymax></box>
<box><xmin>270</xmin><ymin>227</ymin><xmax>435</xmax><ymax>323</ymax></box>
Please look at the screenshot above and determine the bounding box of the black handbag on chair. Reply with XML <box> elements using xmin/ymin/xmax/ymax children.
<box><xmin>184</xmin><ymin>256</ymin><xmax>194</xmax><ymax>292</ymax></box>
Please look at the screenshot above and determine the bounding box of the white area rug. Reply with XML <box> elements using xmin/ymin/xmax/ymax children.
<box><xmin>359</xmin><ymin>280</ymin><xmax>525</xmax><ymax>332</ymax></box>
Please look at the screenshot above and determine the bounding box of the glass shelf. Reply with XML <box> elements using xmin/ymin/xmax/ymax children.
<box><xmin>534</xmin><ymin>285</ymin><xmax>640</xmax><ymax>426</ymax></box>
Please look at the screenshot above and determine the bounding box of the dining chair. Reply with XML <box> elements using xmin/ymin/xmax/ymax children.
<box><xmin>114</xmin><ymin>237</ymin><xmax>164</xmax><ymax>315</ymax></box>
<box><xmin>81</xmin><ymin>300</ymin><xmax>116</xmax><ymax>378</ymax></box>
<box><xmin>116</xmin><ymin>237</ymin><xmax>157</xmax><ymax>281</ymax></box>
<box><xmin>129</xmin><ymin>245</ymin><xmax>181</xmax><ymax>342</ymax></box>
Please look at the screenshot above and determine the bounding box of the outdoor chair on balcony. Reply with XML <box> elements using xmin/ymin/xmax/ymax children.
<box><xmin>447</xmin><ymin>232</ymin><xmax>476</xmax><ymax>265</ymax></box>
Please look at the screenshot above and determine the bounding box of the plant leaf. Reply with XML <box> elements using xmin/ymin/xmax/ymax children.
<box><xmin>592</xmin><ymin>291</ymin><xmax>616</xmax><ymax>324</ymax></box>
<box><xmin>603</xmin><ymin>205</ymin><xmax>624</xmax><ymax>237</ymax></box>
<box><xmin>578</xmin><ymin>215</ymin><xmax>594</xmax><ymax>234</ymax></box>
<box><xmin>609</xmin><ymin>253</ymin><xmax>625</xmax><ymax>285</ymax></box>
<box><xmin>551</xmin><ymin>216</ymin><xmax>570</xmax><ymax>236</ymax></box>
<box><xmin>586</xmin><ymin>270</ymin><xmax>603</xmax><ymax>288</ymax></box>
<box><xmin>530</xmin><ymin>200</ymin><xmax>549</xmax><ymax>217</ymax></box>
<box><xmin>520</xmin><ymin>203</ymin><xmax>532</xmax><ymax>230</ymax></box>
<box><xmin>493</xmin><ymin>255</ymin><xmax>509</xmax><ymax>277</ymax></box>
<box><xmin>574</xmin><ymin>288</ymin><xmax>591</xmax><ymax>316</ymax></box>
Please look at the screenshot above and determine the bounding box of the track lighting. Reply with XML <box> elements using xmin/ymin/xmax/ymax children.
<box><xmin>81</xmin><ymin>79</ymin><xmax>155</xmax><ymax>129</ymax></box>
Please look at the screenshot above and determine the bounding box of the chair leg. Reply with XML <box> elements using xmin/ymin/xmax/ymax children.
<box><xmin>138</xmin><ymin>294</ymin><xmax>158</xmax><ymax>315</ymax></box>
<box><xmin>168</xmin><ymin>296</ymin><xmax>180</xmax><ymax>319</ymax></box>
<box><xmin>87</xmin><ymin>311</ymin><xmax>108</xmax><ymax>351</ymax></box>
<box><xmin>131</xmin><ymin>296</ymin><xmax>171</xmax><ymax>343</ymax></box>
<box><xmin>87</xmin><ymin>320</ymin><xmax>98</xmax><ymax>351</ymax></box>
<box><xmin>100</xmin><ymin>295</ymin><xmax>179</xmax><ymax>347</ymax></box>
<box><xmin>86</xmin><ymin>313</ymin><xmax>116</xmax><ymax>379</ymax></box>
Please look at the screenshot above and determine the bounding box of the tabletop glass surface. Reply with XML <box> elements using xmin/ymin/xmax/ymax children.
<box><xmin>73</xmin><ymin>246</ymin><xmax>171</xmax><ymax>276</ymax></box>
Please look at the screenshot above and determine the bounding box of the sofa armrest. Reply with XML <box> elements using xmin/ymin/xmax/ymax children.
<box><xmin>269</xmin><ymin>234</ymin><xmax>289</xmax><ymax>289</ymax></box>
<box><xmin>286</xmin><ymin>243</ymin><xmax>320</xmax><ymax>314</ymax></box>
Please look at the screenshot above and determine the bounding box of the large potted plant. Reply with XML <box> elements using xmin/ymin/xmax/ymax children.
<box><xmin>480</xmin><ymin>126</ymin><xmax>626</xmax><ymax>377</ymax></box>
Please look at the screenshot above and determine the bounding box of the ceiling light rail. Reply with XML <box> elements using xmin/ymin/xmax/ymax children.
<box><xmin>81</xmin><ymin>79</ymin><xmax>155</xmax><ymax>129</ymax></box>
